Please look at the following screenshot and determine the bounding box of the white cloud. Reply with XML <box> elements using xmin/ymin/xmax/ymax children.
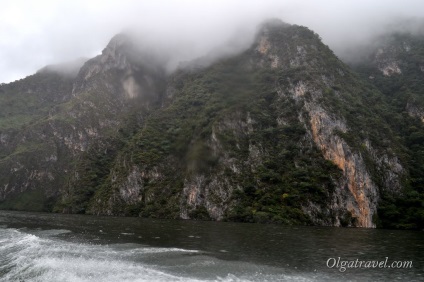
<box><xmin>0</xmin><ymin>0</ymin><xmax>423</xmax><ymax>83</ymax></box>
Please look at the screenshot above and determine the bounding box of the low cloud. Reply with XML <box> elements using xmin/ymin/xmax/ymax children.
<box><xmin>1</xmin><ymin>0</ymin><xmax>424</xmax><ymax>83</ymax></box>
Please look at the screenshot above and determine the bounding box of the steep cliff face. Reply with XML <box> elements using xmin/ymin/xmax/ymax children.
<box><xmin>0</xmin><ymin>71</ymin><xmax>75</xmax><ymax>210</ymax></box>
<box><xmin>0</xmin><ymin>34</ymin><xmax>165</xmax><ymax>212</ymax></box>
<box><xmin>349</xmin><ymin>31</ymin><xmax>424</xmax><ymax>229</ymax></box>
<box><xmin>86</xmin><ymin>21</ymin><xmax>408</xmax><ymax>227</ymax></box>
<box><xmin>252</xmin><ymin>22</ymin><xmax>408</xmax><ymax>227</ymax></box>
<box><xmin>254</xmin><ymin>24</ymin><xmax>384</xmax><ymax>227</ymax></box>
<box><xmin>0</xmin><ymin>20</ymin><xmax>422</xmax><ymax>229</ymax></box>
<box><xmin>351</xmin><ymin>32</ymin><xmax>424</xmax><ymax>123</ymax></box>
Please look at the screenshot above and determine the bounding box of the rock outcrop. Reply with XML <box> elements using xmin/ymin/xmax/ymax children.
<box><xmin>0</xmin><ymin>20</ymin><xmax>422</xmax><ymax>229</ymax></box>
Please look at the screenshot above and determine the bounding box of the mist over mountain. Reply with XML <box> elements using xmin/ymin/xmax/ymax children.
<box><xmin>2</xmin><ymin>0</ymin><xmax>424</xmax><ymax>84</ymax></box>
<box><xmin>1</xmin><ymin>17</ymin><xmax>423</xmax><ymax>229</ymax></box>
<box><xmin>36</xmin><ymin>57</ymin><xmax>89</xmax><ymax>79</ymax></box>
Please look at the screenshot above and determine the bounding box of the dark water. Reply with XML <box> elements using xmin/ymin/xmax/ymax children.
<box><xmin>0</xmin><ymin>211</ymin><xmax>422</xmax><ymax>281</ymax></box>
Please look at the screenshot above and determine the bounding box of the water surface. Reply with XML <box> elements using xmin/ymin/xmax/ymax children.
<box><xmin>0</xmin><ymin>210</ymin><xmax>422</xmax><ymax>281</ymax></box>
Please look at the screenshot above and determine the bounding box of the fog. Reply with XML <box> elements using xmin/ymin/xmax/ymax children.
<box><xmin>1</xmin><ymin>0</ymin><xmax>424</xmax><ymax>83</ymax></box>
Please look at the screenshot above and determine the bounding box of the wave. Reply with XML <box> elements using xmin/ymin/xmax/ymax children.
<box><xmin>0</xmin><ymin>228</ymin><xmax>301</xmax><ymax>282</ymax></box>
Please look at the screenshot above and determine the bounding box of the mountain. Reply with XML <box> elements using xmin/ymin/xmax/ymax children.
<box><xmin>348</xmin><ymin>30</ymin><xmax>424</xmax><ymax>229</ymax></box>
<box><xmin>0</xmin><ymin>20</ymin><xmax>422</xmax><ymax>229</ymax></box>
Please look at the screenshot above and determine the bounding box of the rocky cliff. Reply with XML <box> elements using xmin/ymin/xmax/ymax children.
<box><xmin>0</xmin><ymin>20</ymin><xmax>422</xmax><ymax>229</ymax></box>
<box><xmin>349</xmin><ymin>30</ymin><xmax>424</xmax><ymax>229</ymax></box>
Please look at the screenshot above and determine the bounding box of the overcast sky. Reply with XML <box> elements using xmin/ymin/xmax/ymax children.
<box><xmin>1</xmin><ymin>0</ymin><xmax>424</xmax><ymax>83</ymax></box>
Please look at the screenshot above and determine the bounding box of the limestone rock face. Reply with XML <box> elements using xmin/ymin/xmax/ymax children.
<box><xmin>0</xmin><ymin>20</ymin><xmax>422</xmax><ymax>229</ymax></box>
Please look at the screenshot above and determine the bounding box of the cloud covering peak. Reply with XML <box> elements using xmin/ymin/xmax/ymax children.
<box><xmin>1</xmin><ymin>0</ymin><xmax>424</xmax><ymax>83</ymax></box>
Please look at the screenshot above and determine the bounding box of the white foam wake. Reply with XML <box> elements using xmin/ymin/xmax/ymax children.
<box><xmin>0</xmin><ymin>228</ymin><xmax>202</xmax><ymax>282</ymax></box>
<box><xmin>0</xmin><ymin>228</ymin><xmax>306</xmax><ymax>282</ymax></box>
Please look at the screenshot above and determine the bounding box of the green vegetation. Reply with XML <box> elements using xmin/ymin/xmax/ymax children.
<box><xmin>0</xmin><ymin>22</ymin><xmax>422</xmax><ymax>229</ymax></box>
<box><xmin>0</xmin><ymin>188</ymin><xmax>54</xmax><ymax>212</ymax></box>
<box><xmin>351</xmin><ymin>32</ymin><xmax>424</xmax><ymax>229</ymax></box>
<box><xmin>87</xmin><ymin>27</ymin><xmax>346</xmax><ymax>223</ymax></box>
<box><xmin>0</xmin><ymin>72</ymin><xmax>73</xmax><ymax>130</ymax></box>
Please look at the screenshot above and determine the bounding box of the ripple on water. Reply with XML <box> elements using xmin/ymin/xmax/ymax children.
<box><xmin>0</xmin><ymin>228</ymin><xmax>295</xmax><ymax>282</ymax></box>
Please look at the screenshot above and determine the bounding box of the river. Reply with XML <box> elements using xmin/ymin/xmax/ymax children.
<box><xmin>0</xmin><ymin>210</ymin><xmax>422</xmax><ymax>281</ymax></box>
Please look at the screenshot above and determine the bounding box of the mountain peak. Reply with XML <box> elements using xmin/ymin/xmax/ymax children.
<box><xmin>72</xmin><ymin>33</ymin><xmax>137</xmax><ymax>86</ymax></box>
<box><xmin>102</xmin><ymin>33</ymin><xmax>133</xmax><ymax>58</ymax></box>
<box><xmin>258</xmin><ymin>18</ymin><xmax>290</xmax><ymax>31</ymax></box>
<box><xmin>0</xmin><ymin>20</ymin><xmax>422</xmax><ymax>230</ymax></box>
